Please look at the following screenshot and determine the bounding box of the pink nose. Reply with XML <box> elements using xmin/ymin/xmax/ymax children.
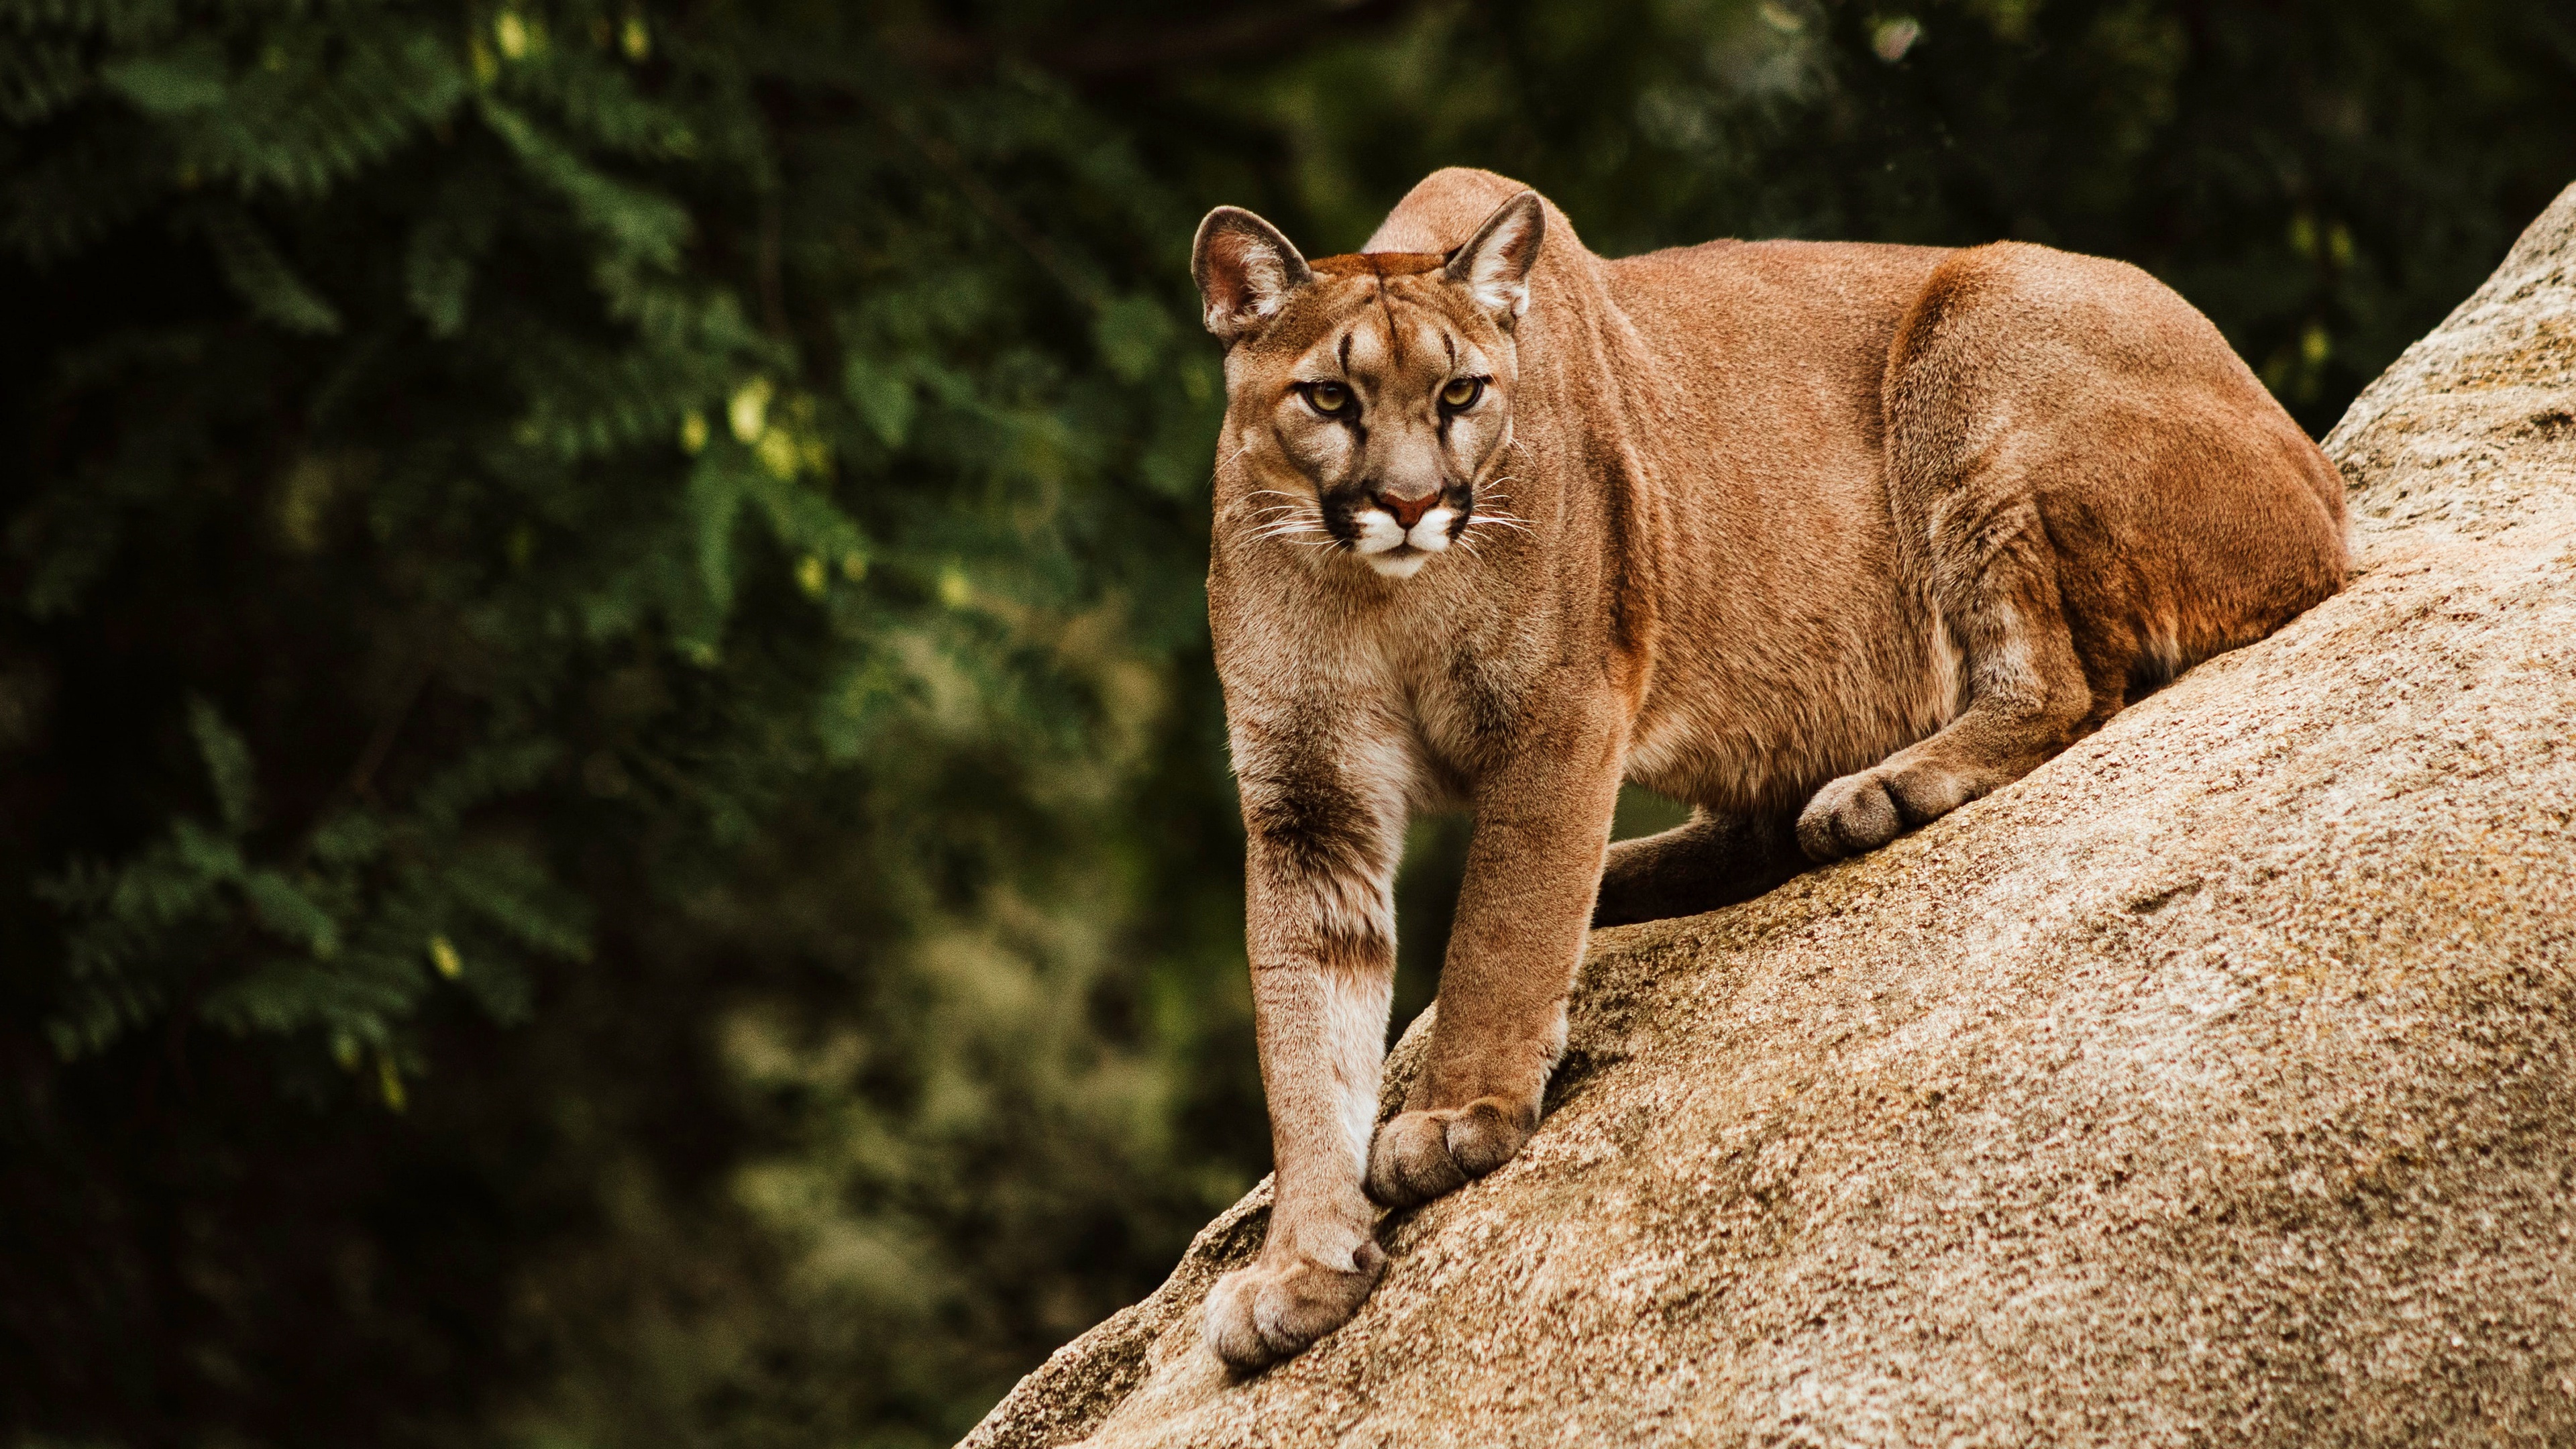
<box><xmin>1377</xmin><ymin>492</ymin><xmax>1437</xmax><ymax>529</ymax></box>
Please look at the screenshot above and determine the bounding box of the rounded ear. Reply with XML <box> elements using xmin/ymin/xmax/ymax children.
<box><xmin>1443</xmin><ymin>191</ymin><xmax>1546</xmax><ymax>325</ymax></box>
<box><xmin>1192</xmin><ymin>207</ymin><xmax>1313</xmax><ymax>344</ymax></box>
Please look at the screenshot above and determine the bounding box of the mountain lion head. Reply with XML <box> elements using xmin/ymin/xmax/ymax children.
<box><xmin>1191</xmin><ymin>193</ymin><xmax>1544</xmax><ymax>580</ymax></box>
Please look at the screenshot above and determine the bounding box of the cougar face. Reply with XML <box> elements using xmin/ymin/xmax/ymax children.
<box><xmin>1194</xmin><ymin>195</ymin><xmax>1544</xmax><ymax>580</ymax></box>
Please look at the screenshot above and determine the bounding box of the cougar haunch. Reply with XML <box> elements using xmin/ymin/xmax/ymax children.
<box><xmin>1191</xmin><ymin>169</ymin><xmax>2347</xmax><ymax>1370</ymax></box>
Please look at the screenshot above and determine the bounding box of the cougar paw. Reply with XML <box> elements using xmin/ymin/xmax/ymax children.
<box><xmin>1364</xmin><ymin>1097</ymin><xmax>1536</xmax><ymax>1209</ymax></box>
<box><xmin>1799</xmin><ymin>760</ymin><xmax>1982</xmax><ymax>861</ymax></box>
<box><xmin>1202</xmin><ymin>1241</ymin><xmax>1386</xmax><ymax>1372</ymax></box>
<box><xmin>1797</xmin><ymin>770</ymin><xmax>1900</xmax><ymax>861</ymax></box>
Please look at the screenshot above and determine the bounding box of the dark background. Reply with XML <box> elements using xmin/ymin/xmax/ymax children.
<box><xmin>3</xmin><ymin>2</ymin><xmax>2571</xmax><ymax>1445</ymax></box>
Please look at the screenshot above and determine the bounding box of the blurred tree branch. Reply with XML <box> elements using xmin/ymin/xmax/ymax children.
<box><xmin>890</xmin><ymin>0</ymin><xmax>1426</xmax><ymax>83</ymax></box>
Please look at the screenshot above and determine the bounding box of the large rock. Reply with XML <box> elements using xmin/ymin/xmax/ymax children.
<box><xmin>965</xmin><ymin>185</ymin><xmax>2576</xmax><ymax>1448</ymax></box>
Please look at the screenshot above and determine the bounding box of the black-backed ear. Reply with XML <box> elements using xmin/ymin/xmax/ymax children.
<box><xmin>1191</xmin><ymin>206</ymin><xmax>1312</xmax><ymax>344</ymax></box>
<box><xmin>1444</xmin><ymin>191</ymin><xmax>1546</xmax><ymax>325</ymax></box>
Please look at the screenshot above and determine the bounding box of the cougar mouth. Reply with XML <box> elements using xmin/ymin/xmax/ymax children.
<box><xmin>1352</xmin><ymin>500</ymin><xmax>1463</xmax><ymax>578</ymax></box>
<box><xmin>1256</xmin><ymin>482</ymin><xmax>1517</xmax><ymax>578</ymax></box>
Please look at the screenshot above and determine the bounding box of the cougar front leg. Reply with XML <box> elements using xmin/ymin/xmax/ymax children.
<box><xmin>1368</xmin><ymin>711</ymin><xmax>1623</xmax><ymax>1208</ymax></box>
<box><xmin>1203</xmin><ymin>761</ymin><xmax>1403</xmax><ymax>1371</ymax></box>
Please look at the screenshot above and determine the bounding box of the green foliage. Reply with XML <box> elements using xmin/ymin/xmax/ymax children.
<box><xmin>4</xmin><ymin>3</ymin><xmax>1251</xmax><ymax>1444</ymax></box>
<box><xmin>1</xmin><ymin>3</ymin><xmax>2569</xmax><ymax>1448</ymax></box>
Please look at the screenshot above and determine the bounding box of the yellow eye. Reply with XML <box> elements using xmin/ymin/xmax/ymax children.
<box><xmin>1304</xmin><ymin>381</ymin><xmax>1352</xmax><ymax>415</ymax></box>
<box><xmin>1440</xmin><ymin>377</ymin><xmax>1484</xmax><ymax>410</ymax></box>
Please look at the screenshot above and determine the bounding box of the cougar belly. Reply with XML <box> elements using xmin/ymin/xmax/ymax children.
<box><xmin>1619</xmin><ymin>604</ymin><xmax>1967</xmax><ymax>821</ymax></box>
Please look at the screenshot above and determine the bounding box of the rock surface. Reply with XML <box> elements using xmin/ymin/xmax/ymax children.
<box><xmin>963</xmin><ymin>184</ymin><xmax>2576</xmax><ymax>1449</ymax></box>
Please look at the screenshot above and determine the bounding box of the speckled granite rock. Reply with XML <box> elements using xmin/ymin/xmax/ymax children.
<box><xmin>963</xmin><ymin>183</ymin><xmax>2576</xmax><ymax>1449</ymax></box>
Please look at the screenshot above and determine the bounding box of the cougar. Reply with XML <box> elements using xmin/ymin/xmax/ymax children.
<box><xmin>1191</xmin><ymin>167</ymin><xmax>2346</xmax><ymax>1369</ymax></box>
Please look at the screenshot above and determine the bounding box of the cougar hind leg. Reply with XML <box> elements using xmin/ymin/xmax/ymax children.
<box><xmin>1796</xmin><ymin>491</ymin><xmax>2115</xmax><ymax>863</ymax></box>
<box><xmin>1796</xmin><ymin>241</ymin><xmax>2347</xmax><ymax>866</ymax></box>
<box><xmin>1595</xmin><ymin>810</ymin><xmax>1808</xmax><ymax>926</ymax></box>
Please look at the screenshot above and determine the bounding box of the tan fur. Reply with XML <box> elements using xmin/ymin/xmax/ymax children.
<box><xmin>1190</xmin><ymin>169</ymin><xmax>2347</xmax><ymax>1369</ymax></box>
